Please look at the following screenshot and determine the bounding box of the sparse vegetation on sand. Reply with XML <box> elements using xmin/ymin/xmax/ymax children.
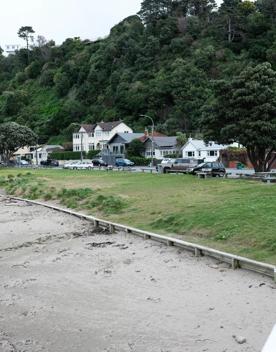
<box><xmin>1</xmin><ymin>168</ymin><xmax>276</xmax><ymax>264</ymax></box>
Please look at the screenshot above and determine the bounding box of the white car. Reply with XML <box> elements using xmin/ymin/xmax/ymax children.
<box><xmin>161</xmin><ymin>158</ymin><xmax>176</xmax><ymax>165</ymax></box>
<box><xmin>63</xmin><ymin>161</ymin><xmax>94</xmax><ymax>170</ymax></box>
<box><xmin>75</xmin><ymin>161</ymin><xmax>94</xmax><ymax>170</ymax></box>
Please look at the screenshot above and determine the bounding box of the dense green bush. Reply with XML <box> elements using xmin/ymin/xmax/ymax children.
<box><xmin>51</xmin><ymin>151</ymin><xmax>86</xmax><ymax>160</ymax></box>
<box><xmin>87</xmin><ymin>150</ymin><xmax>100</xmax><ymax>159</ymax></box>
<box><xmin>130</xmin><ymin>156</ymin><xmax>149</xmax><ymax>166</ymax></box>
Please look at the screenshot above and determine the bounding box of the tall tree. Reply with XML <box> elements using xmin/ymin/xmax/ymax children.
<box><xmin>256</xmin><ymin>0</ymin><xmax>276</xmax><ymax>21</ymax></box>
<box><xmin>218</xmin><ymin>0</ymin><xmax>242</xmax><ymax>43</ymax></box>
<box><xmin>0</xmin><ymin>122</ymin><xmax>37</xmax><ymax>162</ymax></box>
<box><xmin>201</xmin><ymin>63</ymin><xmax>276</xmax><ymax>172</ymax></box>
<box><xmin>188</xmin><ymin>0</ymin><xmax>217</xmax><ymax>20</ymax></box>
<box><xmin>18</xmin><ymin>26</ymin><xmax>35</xmax><ymax>63</ymax></box>
<box><xmin>138</xmin><ymin>0</ymin><xmax>174</xmax><ymax>24</ymax></box>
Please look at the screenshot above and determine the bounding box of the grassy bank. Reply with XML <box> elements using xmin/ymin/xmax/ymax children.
<box><xmin>1</xmin><ymin>168</ymin><xmax>276</xmax><ymax>264</ymax></box>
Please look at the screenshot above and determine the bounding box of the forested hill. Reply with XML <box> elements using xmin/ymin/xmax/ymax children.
<box><xmin>0</xmin><ymin>0</ymin><xmax>275</xmax><ymax>144</ymax></box>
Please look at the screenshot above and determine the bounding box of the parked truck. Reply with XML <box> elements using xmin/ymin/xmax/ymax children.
<box><xmin>158</xmin><ymin>158</ymin><xmax>200</xmax><ymax>174</ymax></box>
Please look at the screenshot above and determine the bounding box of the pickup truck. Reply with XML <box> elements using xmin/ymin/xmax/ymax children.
<box><xmin>159</xmin><ymin>158</ymin><xmax>199</xmax><ymax>174</ymax></box>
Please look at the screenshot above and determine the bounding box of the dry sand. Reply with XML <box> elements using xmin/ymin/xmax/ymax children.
<box><xmin>0</xmin><ymin>196</ymin><xmax>275</xmax><ymax>352</ymax></box>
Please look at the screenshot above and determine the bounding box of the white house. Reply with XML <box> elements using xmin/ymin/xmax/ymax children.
<box><xmin>181</xmin><ymin>138</ymin><xmax>228</xmax><ymax>162</ymax></box>
<box><xmin>5</xmin><ymin>44</ymin><xmax>21</xmax><ymax>56</ymax></box>
<box><xmin>143</xmin><ymin>136</ymin><xmax>179</xmax><ymax>159</ymax></box>
<box><xmin>14</xmin><ymin>145</ymin><xmax>64</xmax><ymax>165</ymax></box>
<box><xmin>73</xmin><ymin>121</ymin><xmax>133</xmax><ymax>152</ymax></box>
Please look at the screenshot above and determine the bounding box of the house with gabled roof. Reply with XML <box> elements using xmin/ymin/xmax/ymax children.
<box><xmin>73</xmin><ymin>120</ymin><xmax>133</xmax><ymax>152</ymax></box>
<box><xmin>181</xmin><ymin>138</ymin><xmax>227</xmax><ymax>162</ymax></box>
<box><xmin>106</xmin><ymin>132</ymin><xmax>144</xmax><ymax>155</ymax></box>
<box><xmin>143</xmin><ymin>136</ymin><xmax>179</xmax><ymax>159</ymax></box>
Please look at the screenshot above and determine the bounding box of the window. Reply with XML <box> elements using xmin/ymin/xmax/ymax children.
<box><xmin>75</xmin><ymin>134</ymin><xmax>80</xmax><ymax>139</ymax></box>
<box><xmin>198</xmin><ymin>151</ymin><xmax>201</xmax><ymax>157</ymax></box>
<box><xmin>74</xmin><ymin>145</ymin><xmax>80</xmax><ymax>151</ymax></box>
<box><xmin>95</xmin><ymin>131</ymin><xmax>101</xmax><ymax>137</ymax></box>
<box><xmin>88</xmin><ymin>144</ymin><xmax>94</xmax><ymax>151</ymax></box>
<box><xmin>207</xmin><ymin>150</ymin><xmax>218</xmax><ymax>157</ymax></box>
<box><xmin>88</xmin><ymin>133</ymin><xmax>94</xmax><ymax>138</ymax></box>
<box><xmin>186</xmin><ymin>151</ymin><xmax>195</xmax><ymax>157</ymax></box>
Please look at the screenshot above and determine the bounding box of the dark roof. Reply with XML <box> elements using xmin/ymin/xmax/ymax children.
<box><xmin>97</xmin><ymin>121</ymin><xmax>122</xmax><ymax>131</ymax></box>
<box><xmin>144</xmin><ymin>136</ymin><xmax>178</xmax><ymax>148</ymax></box>
<box><xmin>79</xmin><ymin>121</ymin><xmax>125</xmax><ymax>133</ymax></box>
<box><xmin>108</xmin><ymin>133</ymin><xmax>144</xmax><ymax>144</ymax></box>
<box><xmin>80</xmin><ymin>124</ymin><xmax>96</xmax><ymax>133</ymax></box>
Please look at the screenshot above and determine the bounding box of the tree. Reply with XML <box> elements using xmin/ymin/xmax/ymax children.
<box><xmin>18</xmin><ymin>26</ymin><xmax>35</xmax><ymax>63</ymax></box>
<box><xmin>138</xmin><ymin>0</ymin><xmax>174</xmax><ymax>24</ymax></box>
<box><xmin>201</xmin><ymin>63</ymin><xmax>276</xmax><ymax>172</ymax></box>
<box><xmin>256</xmin><ymin>0</ymin><xmax>276</xmax><ymax>21</ymax></box>
<box><xmin>0</xmin><ymin>122</ymin><xmax>37</xmax><ymax>162</ymax></box>
<box><xmin>127</xmin><ymin>139</ymin><xmax>145</xmax><ymax>157</ymax></box>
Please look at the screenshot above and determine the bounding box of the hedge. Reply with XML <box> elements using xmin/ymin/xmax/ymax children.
<box><xmin>130</xmin><ymin>156</ymin><xmax>150</xmax><ymax>166</ymax></box>
<box><xmin>51</xmin><ymin>151</ymin><xmax>86</xmax><ymax>160</ymax></box>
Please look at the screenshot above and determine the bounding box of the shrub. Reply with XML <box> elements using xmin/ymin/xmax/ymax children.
<box><xmin>87</xmin><ymin>150</ymin><xmax>100</xmax><ymax>159</ymax></box>
<box><xmin>130</xmin><ymin>156</ymin><xmax>149</xmax><ymax>166</ymax></box>
<box><xmin>51</xmin><ymin>151</ymin><xmax>86</xmax><ymax>160</ymax></box>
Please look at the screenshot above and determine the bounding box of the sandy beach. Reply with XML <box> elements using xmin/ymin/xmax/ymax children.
<box><xmin>0</xmin><ymin>196</ymin><xmax>275</xmax><ymax>352</ymax></box>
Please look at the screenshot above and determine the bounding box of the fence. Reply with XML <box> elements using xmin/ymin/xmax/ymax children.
<box><xmin>10</xmin><ymin>196</ymin><xmax>276</xmax><ymax>282</ymax></box>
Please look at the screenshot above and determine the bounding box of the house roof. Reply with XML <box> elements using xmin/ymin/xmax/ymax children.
<box><xmin>108</xmin><ymin>133</ymin><xmax>144</xmax><ymax>144</ymax></box>
<box><xmin>182</xmin><ymin>139</ymin><xmax>227</xmax><ymax>151</ymax></box>
<box><xmin>144</xmin><ymin>136</ymin><xmax>178</xmax><ymax>148</ymax></box>
<box><xmin>79</xmin><ymin>121</ymin><xmax>123</xmax><ymax>133</ymax></box>
<box><xmin>97</xmin><ymin>121</ymin><xmax>122</xmax><ymax>131</ymax></box>
<box><xmin>80</xmin><ymin>124</ymin><xmax>96</xmax><ymax>133</ymax></box>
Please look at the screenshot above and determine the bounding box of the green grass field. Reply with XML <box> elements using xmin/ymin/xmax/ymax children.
<box><xmin>1</xmin><ymin>168</ymin><xmax>276</xmax><ymax>264</ymax></box>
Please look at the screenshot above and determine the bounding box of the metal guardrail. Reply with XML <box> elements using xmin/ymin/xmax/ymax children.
<box><xmin>9</xmin><ymin>196</ymin><xmax>276</xmax><ymax>282</ymax></box>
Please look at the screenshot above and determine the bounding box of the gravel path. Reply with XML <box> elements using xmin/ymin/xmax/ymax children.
<box><xmin>0</xmin><ymin>196</ymin><xmax>275</xmax><ymax>352</ymax></box>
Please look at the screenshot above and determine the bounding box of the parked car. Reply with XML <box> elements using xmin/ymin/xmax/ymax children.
<box><xmin>63</xmin><ymin>161</ymin><xmax>81</xmax><ymax>170</ymax></box>
<box><xmin>75</xmin><ymin>161</ymin><xmax>94</xmax><ymax>170</ymax></box>
<box><xmin>19</xmin><ymin>160</ymin><xmax>30</xmax><ymax>166</ymax></box>
<box><xmin>161</xmin><ymin>158</ymin><xmax>176</xmax><ymax>165</ymax></box>
<box><xmin>160</xmin><ymin>158</ymin><xmax>198</xmax><ymax>174</ymax></box>
<box><xmin>190</xmin><ymin>162</ymin><xmax>226</xmax><ymax>177</ymax></box>
<box><xmin>92</xmin><ymin>158</ymin><xmax>108</xmax><ymax>167</ymax></box>
<box><xmin>115</xmin><ymin>158</ymin><xmax>134</xmax><ymax>167</ymax></box>
<box><xmin>40</xmin><ymin>159</ymin><xmax>59</xmax><ymax>167</ymax></box>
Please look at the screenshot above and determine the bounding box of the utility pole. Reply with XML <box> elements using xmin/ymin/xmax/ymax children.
<box><xmin>140</xmin><ymin>114</ymin><xmax>155</xmax><ymax>167</ymax></box>
<box><xmin>80</xmin><ymin>132</ymin><xmax>84</xmax><ymax>162</ymax></box>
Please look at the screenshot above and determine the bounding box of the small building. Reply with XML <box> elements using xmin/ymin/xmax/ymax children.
<box><xmin>181</xmin><ymin>138</ymin><xmax>227</xmax><ymax>162</ymax></box>
<box><xmin>106</xmin><ymin>133</ymin><xmax>144</xmax><ymax>155</ymax></box>
<box><xmin>73</xmin><ymin>121</ymin><xmax>133</xmax><ymax>152</ymax></box>
<box><xmin>143</xmin><ymin>136</ymin><xmax>179</xmax><ymax>159</ymax></box>
<box><xmin>5</xmin><ymin>44</ymin><xmax>21</xmax><ymax>56</ymax></box>
<box><xmin>14</xmin><ymin>145</ymin><xmax>64</xmax><ymax>165</ymax></box>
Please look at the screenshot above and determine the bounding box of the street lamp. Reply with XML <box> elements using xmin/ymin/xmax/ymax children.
<box><xmin>80</xmin><ymin>131</ymin><xmax>84</xmax><ymax>162</ymax></box>
<box><xmin>140</xmin><ymin>114</ymin><xmax>155</xmax><ymax>167</ymax></box>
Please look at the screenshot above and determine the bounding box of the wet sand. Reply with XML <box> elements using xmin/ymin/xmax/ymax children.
<box><xmin>0</xmin><ymin>196</ymin><xmax>275</xmax><ymax>352</ymax></box>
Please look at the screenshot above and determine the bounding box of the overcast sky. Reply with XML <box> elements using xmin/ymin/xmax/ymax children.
<box><xmin>0</xmin><ymin>0</ymin><xmax>223</xmax><ymax>50</ymax></box>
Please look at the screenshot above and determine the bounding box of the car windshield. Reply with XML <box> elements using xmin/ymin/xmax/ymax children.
<box><xmin>197</xmin><ymin>163</ymin><xmax>206</xmax><ymax>168</ymax></box>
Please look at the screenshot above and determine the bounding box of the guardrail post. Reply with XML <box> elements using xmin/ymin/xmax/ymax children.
<box><xmin>125</xmin><ymin>228</ymin><xmax>131</xmax><ymax>234</ymax></box>
<box><xmin>167</xmin><ymin>240</ymin><xmax>173</xmax><ymax>246</ymax></box>
<box><xmin>232</xmin><ymin>258</ymin><xmax>240</xmax><ymax>270</ymax></box>
<box><xmin>144</xmin><ymin>234</ymin><xmax>151</xmax><ymax>240</ymax></box>
<box><xmin>109</xmin><ymin>224</ymin><xmax>115</xmax><ymax>233</ymax></box>
<box><xmin>195</xmin><ymin>248</ymin><xmax>202</xmax><ymax>257</ymax></box>
<box><xmin>94</xmin><ymin>220</ymin><xmax>99</xmax><ymax>228</ymax></box>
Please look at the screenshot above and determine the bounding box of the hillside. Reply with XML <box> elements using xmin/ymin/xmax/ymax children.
<box><xmin>0</xmin><ymin>0</ymin><xmax>275</xmax><ymax>144</ymax></box>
